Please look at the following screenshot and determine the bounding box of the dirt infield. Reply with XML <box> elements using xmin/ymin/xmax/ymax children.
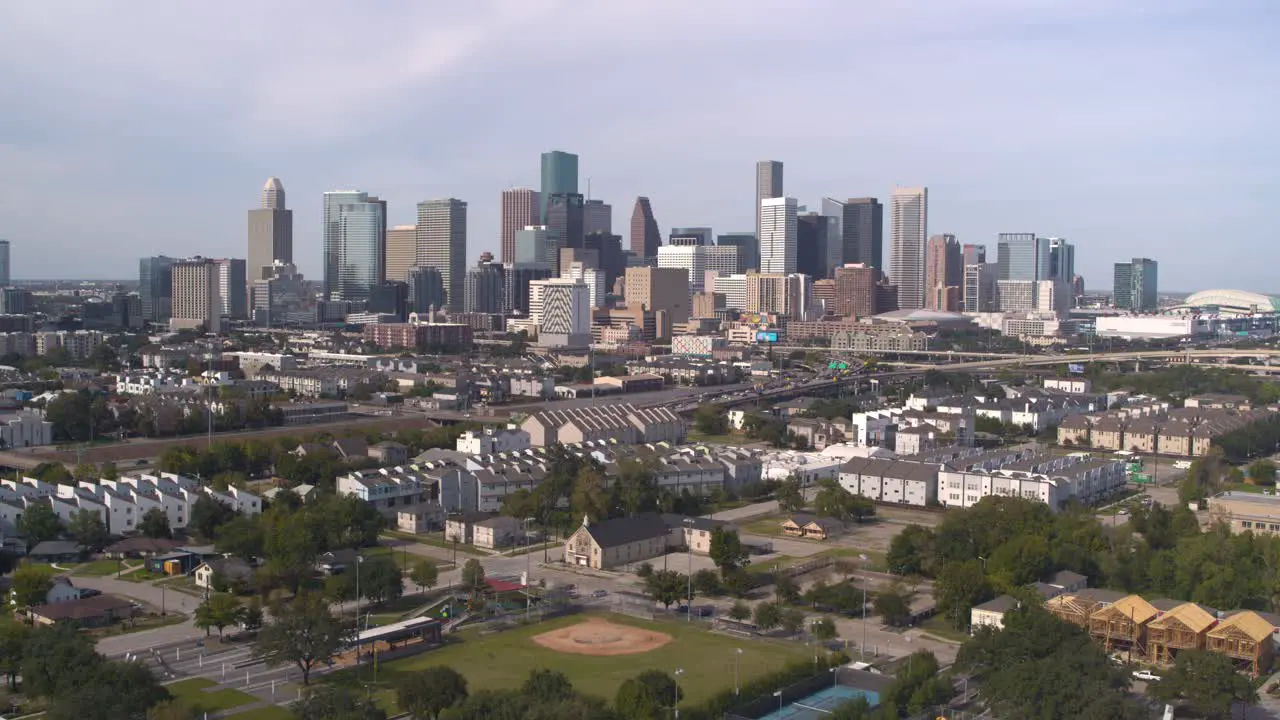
<box><xmin>530</xmin><ymin>617</ymin><xmax>672</xmax><ymax>656</ymax></box>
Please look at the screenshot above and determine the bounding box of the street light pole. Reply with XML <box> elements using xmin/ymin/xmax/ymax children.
<box><xmin>673</xmin><ymin>668</ymin><xmax>684</xmax><ymax>720</ymax></box>
<box><xmin>734</xmin><ymin>648</ymin><xmax>743</xmax><ymax>696</ymax></box>
<box><xmin>859</xmin><ymin>553</ymin><xmax>868</xmax><ymax>661</ymax></box>
<box><xmin>684</xmin><ymin>519</ymin><xmax>693</xmax><ymax>621</ymax></box>
<box><xmin>355</xmin><ymin>555</ymin><xmax>364</xmax><ymax>672</ymax></box>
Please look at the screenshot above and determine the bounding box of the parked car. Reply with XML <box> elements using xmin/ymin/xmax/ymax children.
<box><xmin>1132</xmin><ymin>669</ymin><xmax>1161</xmax><ymax>682</ymax></box>
<box><xmin>590</xmin><ymin>589</ymin><xmax>608</xmax><ymax>599</ymax></box>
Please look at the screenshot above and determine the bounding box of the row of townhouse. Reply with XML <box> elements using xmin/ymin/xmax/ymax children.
<box><xmin>1058</xmin><ymin>404</ymin><xmax>1279</xmax><ymax>456</ymax></box>
<box><xmin>836</xmin><ymin>445</ymin><xmax>1126</xmax><ymax>512</ymax></box>
<box><xmin>519</xmin><ymin>403</ymin><xmax>685</xmax><ymax>447</ymax></box>
<box><xmin>907</xmin><ymin>389</ymin><xmax>1102</xmax><ymax>432</ymax></box>
<box><xmin>0</xmin><ymin>473</ymin><xmax>260</xmax><ymax>536</ymax></box>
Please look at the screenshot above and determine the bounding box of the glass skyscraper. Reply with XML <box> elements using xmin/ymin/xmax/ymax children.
<box><xmin>540</xmin><ymin>151</ymin><xmax>578</xmax><ymax>223</ymax></box>
<box><xmin>996</xmin><ymin>233</ymin><xmax>1049</xmax><ymax>281</ymax></box>
<box><xmin>139</xmin><ymin>255</ymin><xmax>175</xmax><ymax>322</ymax></box>
<box><xmin>323</xmin><ymin>191</ymin><xmax>385</xmax><ymax>303</ymax></box>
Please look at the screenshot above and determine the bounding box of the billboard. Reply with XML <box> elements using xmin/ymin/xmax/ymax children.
<box><xmin>1067</xmin><ymin>363</ymin><xmax>1085</xmax><ymax>375</ymax></box>
<box><xmin>755</xmin><ymin>331</ymin><xmax>779</xmax><ymax>343</ymax></box>
<box><xmin>828</xmin><ymin>361</ymin><xmax>849</xmax><ymax>370</ymax></box>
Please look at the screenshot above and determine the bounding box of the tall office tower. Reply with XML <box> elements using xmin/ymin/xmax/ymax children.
<box><xmin>717</xmin><ymin>232</ymin><xmax>759</xmax><ymax>272</ymax></box>
<box><xmin>561</xmin><ymin>261</ymin><xmax>605</xmax><ymax>309</ymax></box>
<box><xmin>368</xmin><ymin>282</ymin><xmax>409</xmax><ymax>321</ymax></box>
<box><xmin>0</xmin><ymin>240</ymin><xmax>9</xmax><ymax>286</ymax></box>
<box><xmin>812</xmin><ymin>279</ymin><xmax>836</xmax><ymax>315</ymax></box>
<box><xmin>464</xmin><ymin>260</ymin><xmax>505</xmax><ymax>314</ymax></box>
<box><xmin>670</xmin><ymin>227</ymin><xmax>713</xmax><ymax>247</ymax></box>
<box><xmin>212</xmin><ymin>258</ymin><xmax>247</xmax><ymax>319</ymax></box>
<box><xmin>841</xmin><ymin>198</ymin><xmax>883</xmax><ymax>270</ymax></box>
<box><xmin>1048</xmin><ymin>238</ymin><xmax>1075</xmax><ymax>283</ymax></box>
<box><xmin>139</xmin><ymin>255</ymin><xmax>175</xmax><ymax>322</ymax></box>
<box><xmin>996</xmin><ymin>233</ymin><xmax>1049</xmax><ymax>281</ymax></box>
<box><xmin>1072</xmin><ymin>275</ymin><xmax>1086</xmax><ymax>304</ymax></box>
<box><xmin>963</xmin><ymin>263</ymin><xmax>998</xmax><ymax>313</ymax></box>
<box><xmin>500</xmin><ymin>188</ymin><xmax>540</xmax><ymax>263</ymax></box>
<box><xmin>889</xmin><ymin>187</ymin><xmax>928</xmax><ymax>310</ymax></box>
<box><xmin>540</xmin><ymin>150</ymin><xmax>579</xmax><ymax>222</ymax></box>
<box><xmin>962</xmin><ymin>243</ymin><xmax>987</xmax><ymax>266</ymax></box>
<box><xmin>384</xmin><ymin>225</ymin><xmax>418</xmax><ymax>283</ymax></box>
<box><xmin>706</xmin><ymin>245</ymin><xmax>740</xmax><ymax>277</ymax></box>
<box><xmin>1113</xmin><ymin>258</ymin><xmax>1158</xmax><ymax>312</ymax></box>
<box><xmin>323</xmin><ymin>190</ymin><xmax>385</xmax><ymax>302</ymax></box>
<box><xmin>514</xmin><ymin>226</ymin><xmax>557</xmax><ymax>266</ymax></box>
<box><xmin>584</xmin><ymin>199</ymin><xmax>612</xmax><ymax>235</ymax></box>
<box><xmin>744</xmin><ymin>272</ymin><xmax>805</xmax><ymax>319</ymax></box>
<box><xmin>415</xmin><ymin>198</ymin><xmax>467</xmax><ymax>310</ymax></box>
<box><xmin>833</xmin><ymin>263</ymin><xmax>878</xmax><ymax>318</ymax></box>
<box><xmin>251</xmin><ymin>262</ymin><xmax>313</xmax><ymax>327</ymax></box>
<box><xmin>997</xmin><ymin>280</ymin><xmax>1037</xmax><ymax>312</ymax></box>
<box><xmin>797</xmin><ymin>213</ymin><xmax>840</xmax><ymax>279</ymax></box>
<box><xmin>624</xmin><ymin>267</ymin><xmax>690</xmax><ymax>325</ymax></box>
<box><xmin>820</xmin><ymin>199</ymin><xmax>845</xmax><ymax>267</ymax></box>
<box><xmin>755</xmin><ymin>160</ymin><xmax>783</xmax><ymax>243</ymax></box>
<box><xmin>709</xmin><ymin>274</ymin><xmax>746</xmax><ymax>310</ymax></box>
<box><xmin>656</xmin><ymin>246</ymin><xmax>703</xmax><ymax>294</ymax></box>
<box><xmin>559</xmin><ymin>247</ymin><xmax>600</xmax><ymax>273</ymax></box>
<box><xmin>546</xmin><ymin>193</ymin><xmax>585</xmax><ymax>265</ymax></box>
<box><xmin>759</xmin><ymin>197</ymin><xmax>798</xmax><ymax>274</ymax></box>
<box><xmin>924</xmin><ymin>234</ymin><xmax>963</xmax><ymax>311</ymax></box>
<box><xmin>247</xmin><ymin>177</ymin><xmax>293</xmax><ymax>296</ymax></box>
<box><xmin>1036</xmin><ymin>279</ymin><xmax>1069</xmax><ymax>317</ymax></box>
<box><xmin>408</xmin><ymin>266</ymin><xmax>447</xmax><ymax>313</ymax></box>
<box><xmin>629</xmin><ymin>197</ymin><xmax>662</xmax><ymax>258</ymax></box>
<box><xmin>504</xmin><ymin>263</ymin><xmax>553</xmax><ymax>315</ymax></box>
<box><xmin>583</xmin><ymin>231</ymin><xmax>625</xmax><ymax>290</ymax></box>
<box><xmin>530</xmin><ymin>279</ymin><xmax>591</xmax><ymax>347</ymax></box>
<box><xmin>170</xmin><ymin>257</ymin><xmax>222</xmax><ymax>333</ymax></box>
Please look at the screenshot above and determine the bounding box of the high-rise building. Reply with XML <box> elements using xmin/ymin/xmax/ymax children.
<box><xmin>213</xmin><ymin>258</ymin><xmax>247</xmax><ymax>320</ymax></box>
<box><xmin>1113</xmin><ymin>258</ymin><xmax>1158</xmax><ymax>312</ymax></box>
<box><xmin>656</xmin><ymin>246</ymin><xmax>705</xmax><ymax>294</ymax></box>
<box><xmin>561</xmin><ymin>261</ymin><xmax>605</xmax><ymax>309</ymax></box>
<box><xmin>170</xmin><ymin>257</ymin><xmax>221</xmax><ymax>333</ymax></box>
<box><xmin>384</xmin><ymin>225</ymin><xmax>417</xmax><ymax>284</ymax></box>
<box><xmin>583</xmin><ymin>231</ymin><xmax>625</xmax><ymax>290</ymax></box>
<box><xmin>797</xmin><ymin>213</ymin><xmax>840</xmax><ymax>279</ymax></box>
<box><xmin>584</xmin><ymin>199</ymin><xmax>612</xmax><ymax>235</ymax></box>
<box><xmin>323</xmin><ymin>190</ymin><xmax>385</xmax><ymax>303</ymax></box>
<box><xmin>717</xmin><ymin>232</ymin><xmax>759</xmax><ymax>273</ymax></box>
<box><xmin>997</xmin><ymin>233</ymin><xmax>1049</xmax><ymax>282</ymax></box>
<box><xmin>408</xmin><ymin>266</ymin><xmax>447</xmax><ymax>313</ymax></box>
<box><xmin>0</xmin><ymin>288</ymin><xmax>31</xmax><ymax>315</ymax></box>
<box><xmin>247</xmin><ymin>177</ymin><xmax>293</xmax><ymax>298</ymax></box>
<box><xmin>759</xmin><ymin>197</ymin><xmax>798</xmax><ymax>275</ymax></box>
<box><xmin>0</xmin><ymin>240</ymin><xmax>9</xmax><ymax>287</ymax></box>
<box><xmin>833</xmin><ymin>263</ymin><xmax>878</xmax><ymax>318</ymax></box>
<box><xmin>500</xmin><ymin>188</ymin><xmax>540</xmax><ymax>263</ymax></box>
<box><xmin>139</xmin><ymin>255</ymin><xmax>175</xmax><ymax>322</ymax></box>
<box><xmin>368</xmin><ymin>281</ymin><xmax>410</xmax><ymax>321</ymax></box>
<box><xmin>251</xmin><ymin>262</ymin><xmax>313</xmax><ymax>327</ymax></box>
<box><xmin>925</xmin><ymin>234</ymin><xmax>963</xmax><ymax>311</ymax></box>
<box><xmin>962</xmin><ymin>243</ymin><xmax>987</xmax><ymax>266</ymax></box>
<box><xmin>624</xmin><ymin>266</ymin><xmax>689</xmax><ymax>327</ymax></box>
<box><xmin>1048</xmin><ymin>238</ymin><xmax>1075</xmax><ymax>283</ymax></box>
<box><xmin>889</xmin><ymin>187</ymin><xmax>927</xmax><ymax>309</ymax></box>
<box><xmin>629</xmin><ymin>197</ymin><xmax>662</xmax><ymax>258</ymax></box>
<box><xmin>997</xmin><ymin>280</ymin><xmax>1037</xmax><ymax>312</ymax></box>
<box><xmin>755</xmin><ymin>160</ymin><xmax>783</xmax><ymax>243</ymax></box>
<box><xmin>1036</xmin><ymin>279</ymin><xmax>1069</xmax><ymax>317</ymax></box>
<box><xmin>841</xmin><ymin>198</ymin><xmax>883</xmax><ymax>270</ymax></box>
<box><xmin>504</xmin><ymin>263</ymin><xmax>553</xmax><ymax>316</ymax></box>
<box><xmin>745</xmin><ymin>272</ymin><xmax>805</xmax><ymax>319</ymax></box>
<box><xmin>416</xmin><ymin>198</ymin><xmax>467</xmax><ymax>310</ymax></box>
<box><xmin>670</xmin><ymin>227</ymin><xmax>713</xmax><ymax>247</ymax></box>
<box><xmin>820</xmin><ymin>199</ymin><xmax>845</xmax><ymax>268</ymax></box>
<box><xmin>712</xmin><ymin>274</ymin><xmax>748</xmax><ymax>310</ymax></box>
<box><xmin>540</xmin><ymin>151</ymin><xmax>579</xmax><ymax>223</ymax></box>
<box><xmin>963</xmin><ymin>263</ymin><xmax>998</xmax><ymax>313</ymax></box>
<box><xmin>464</xmin><ymin>260</ymin><xmax>505</xmax><ymax>314</ymax></box>
<box><xmin>546</xmin><ymin>193</ymin><xmax>585</xmax><ymax>265</ymax></box>
<box><xmin>531</xmin><ymin>279</ymin><xmax>591</xmax><ymax>347</ymax></box>
<box><xmin>514</xmin><ymin>226</ymin><xmax>557</xmax><ymax>266</ymax></box>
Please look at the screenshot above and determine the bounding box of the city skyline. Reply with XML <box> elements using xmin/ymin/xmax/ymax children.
<box><xmin>0</xmin><ymin>2</ymin><xmax>1276</xmax><ymax>290</ymax></box>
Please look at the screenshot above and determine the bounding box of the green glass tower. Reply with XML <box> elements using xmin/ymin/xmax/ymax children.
<box><xmin>540</xmin><ymin>150</ymin><xmax>579</xmax><ymax>223</ymax></box>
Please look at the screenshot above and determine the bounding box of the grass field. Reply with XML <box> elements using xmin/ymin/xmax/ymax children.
<box><xmin>224</xmin><ymin>706</ymin><xmax>294</xmax><ymax>719</ymax></box>
<box><xmin>72</xmin><ymin>559</ymin><xmax>139</xmax><ymax>577</ymax></box>
<box><xmin>165</xmin><ymin>677</ymin><xmax>257</xmax><ymax>712</ymax></box>
<box><xmin>331</xmin><ymin>612</ymin><xmax>815</xmax><ymax>712</ymax></box>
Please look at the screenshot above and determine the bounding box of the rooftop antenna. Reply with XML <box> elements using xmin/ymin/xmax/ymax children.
<box><xmin>586</xmin><ymin>177</ymin><xmax>592</xmax><ymax>201</ymax></box>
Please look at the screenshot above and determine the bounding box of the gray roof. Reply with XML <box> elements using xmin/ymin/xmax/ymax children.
<box><xmin>1050</xmin><ymin>570</ymin><xmax>1087</xmax><ymax>588</ymax></box>
<box><xmin>583</xmin><ymin>513</ymin><xmax>670</xmax><ymax>549</ymax></box>
<box><xmin>28</xmin><ymin>540</ymin><xmax>84</xmax><ymax>557</ymax></box>
<box><xmin>974</xmin><ymin>594</ymin><xmax>1019</xmax><ymax>613</ymax></box>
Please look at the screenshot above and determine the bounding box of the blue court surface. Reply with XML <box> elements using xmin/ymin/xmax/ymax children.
<box><xmin>756</xmin><ymin>686</ymin><xmax>881</xmax><ymax>720</ymax></box>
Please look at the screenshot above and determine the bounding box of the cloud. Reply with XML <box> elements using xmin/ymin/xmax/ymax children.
<box><xmin>0</xmin><ymin>0</ymin><xmax>1276</xmax><ymax>290</ymax></box>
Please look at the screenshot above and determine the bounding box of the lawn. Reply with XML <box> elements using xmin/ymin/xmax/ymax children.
<box><xmin>918</xmin><ymin>615</ymin><xmax>970</xmax><ymax>644</ymax></box>
<box><xmin>224</xmin><ymin>706</ymin><xmax>295</xmax><ymax>720</ymax></box>
<box><xmin>380</xmin><ymin>531</ymin><xmax>488</xmax><ymax>557</ymax></box>
<box><xmin>332</xmin><ymin>612</ymin><xmax>816</xmax><ymax>712</ymax></box>
<box><xmin>72</xmin><ymin>559</ymin><xmax>138</xmax><ymax>577</ymax></box>
<box><xmin>165</xmin><ymin>677</ymin><xmax>257</xmax><ymax>712</ymax></box>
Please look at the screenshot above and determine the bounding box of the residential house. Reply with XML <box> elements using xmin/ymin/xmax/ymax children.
<box><xmin>444</xmin><ymin>512</ymin><xmax>490</xmax><ymax>545</ymax></box>
<box><xmin>397</xmin><ymin>505</ymin><xmax>445</xmax><ymax>534</ymax></box>
<box><xmin>333</xmin><ymin>437</ymin><xmax>369</xmax><ymax>461</ymax></box>
<box><xmin>316</xmin><ymin>549</ymin><xmax>360</xmax><ymax>576</ymax></box>
<box><xmin>194</xmin><ymin>557</ymin><xmax>255</xmax><ymax>591</ymax></box>
<box><xmin>473</xmin><ymin>516</ymin><xmax>527</xmax><ymax>549</ymax></box>
<box><xmin>1208</xmin><ymin>611</ymin><xmax>1277</xmax><ymax>676</ymax></box>
<box><xmin>780</xmin><ymin>514</ymin><xmax>842</xmax><ymax>540</ymax></box>
<box><xmin>970</xmin><ymin>595</ymin><xmax>1018</xmax><ymax>631</ymax></box>
<box><xmin>1056</xmin><ymin>414</ymin><xmax>1092</xmax><ymax>447</ymax></box>
<box><xmin>368</xmin><ymin>441</ymin><xmax>409</xmax><ymax>466</ymax></box>
<box><xmin>103</xmin><ymin>537</ymin><xmax>183</xmax><ymax>559</ymax></box>
<box><xmin>1045</xmin><ymin>588</ymin><xmax>1126</xmax><ymax>628</ymax></box>
<box><xmin>29</xmin><ymin>595</ymin><xmax>135</xmax><ymax>627</ymax></box>
<box><xmin>1089</xmin><ymin>595</ymin><xmax>1158</xmax><ymax>655</ymax></box>
<box><xmin>1147</xmin><ymin>602</ymin><xmax>1217</xmax><ymax>665</ymax></box>
<box><xmin>27</xmin><ymin>540</ymin><xmax>85</xmax><ymax>563</ymax></box>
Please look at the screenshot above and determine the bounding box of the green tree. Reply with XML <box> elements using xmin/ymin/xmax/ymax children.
<box><xmin>359</xmin><ymin>556</ymin><xmax>404</xmax><ymax>606</ymax></box>
<box><xmin>253</xmin><ymin>591</ymin><xmax>347</xmax><ymax>685</ymax></box>
<box><xmin>19</xmin><ymin>623</ymin><xmax>99</xmax><ymax>698</ymax></box>
<box><xmin>722</xmin><ymin>567</ymin><xmax>753</xmax><ymax>598</ymax></box>
<box><xmin>754</xmin><ymin>601</ymin><xmax>783</xmax><ymax>631</ymax></box>
<box><xmin>615</xmin><ymin>670</ymin><xmax>682</xmax><ymax>720</ymax></box>
<box><xmin>728</xmin><ymin>600</ymin><xmax>752</xmax><ymax>622</ymax></box>
<box><xmin>644</xmin><ymin>569</ymin><xmax>686</xmax><ymax>610</ymax></box>
<box><xmin>1150</xmin><ymin>649</ymin><xmax>1258</xmax><ymax>718</ymax></box>
<box><xmin>240</xmin><ymin>600</ymin><xmax>264</xmax><ymax>634</ymax></box>
<box><xmin>0</xmin><ymin>621</ymin><xmax>31</xmax><ymax>690</ymax></box>
<box><xmin>1247</xmin><ymin>459</ymin><xmax>1277</xmax><ymax>486</ymax></box>
<box><xmin>67</xmin><ymin>509</ymin><xmax>109</xmax><ymax>551</ymax></box>
<box><xmin>886</xmin><ymin>525</ymin><xmax>935</xmax><ymax>576</ymax></box>
<box><xmin>810</xmin><ymin>616</ymin><xmax>838</xmax><ymax>642</ymax></box>
<box><xmin>936</xmin><ymin>559</ymin><xmax>992</xmax><ymax>630</ymax></box>
<box><xmin>521</xmin><ymin>668</ymin><xmax>574</xmax><ymax>704</ymax></box>
<box><xmin>873</xmin><ymin>582</ymin><xmax>915</xmax><ymax>628</ymax></box>
<box><xmin>194</xmin><ymin>593</ymin><xmax>241</xmax><ymax>639</ymax></box>
<box><xmin>692</xmin><ymin>568</ymin><xmax>721</xmax><ymax>596</ymax></box>
<box><xmin>780</xmin><ymin>607</ymin><xmax>806</xmax><ymax>635</ymax></box>
<box><xmin>11</xmin><ymin>563</ymin><xmax>56</xmax><ymax>610</ymax></box>
<box><xmin>397</xmin><ymin>665</ymin><xmax>469</xmax><ymax>720</ymax></box>
<box><xmin>692</xmin><ymin>406</ymin><xmax>728</xmax><ymax>436</ymax></box>
<box><xmin>18</xmin><ymin>502</ymin><xmax>63</xmax><ymax>546</ymax></box>
<box><xmin>46</xmin><ymin>659</ymin><xmax>169</xmax><ymax>720</ymax></box>
<box><xmin>570</xmin><ymin>465</ymin><xmax>609</xmax><ymax>523</ymax></box>
<box><xmin>294</xmin><ymin>685</ymin><xmax>387</xmax><ymax>720</ymax></box>
<box><xmin>775</xmin><ymin>477</ymin><xmax>804</xmax><ymax>513</ymax></box>
<box><xmin>774</xmin><ymin>574</ymin><xmax>800</xmax><ymax>605</ymax></box>
<box><xmin>410</xmin><ymin>558</ymin><xmax>439</xmax><ymax>593</ymax></box>
<box><xmin>100</xmin><ymin>460</ymin><xmax>119</xmax><ymax>481</ymax></box>
<box><xmin>813</xmin><ymin>478</ymin><xmax>875</xmax><ymax>522</ymax></box>
<box><xmin>188</xmin><ymin>495</ymin><xmax>236</xmax><ymax>540</ymax></box>
<box><xmin>709</xmin><ymin>527</ymin><xmax>750</xmax><ymax>575</ymax></box>
<box><xmin>138</xmin><ymin>508</ymin><xmax>172</xmax><ymax>539</ymax></box>
<box><xmin>460</xmin><ymin>558</ymin><xmax>486</xmax><ymax>597</ymax></box>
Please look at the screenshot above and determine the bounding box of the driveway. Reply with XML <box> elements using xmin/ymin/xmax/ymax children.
<box><xmin>73</xmin><ymin>575</ymin><xmax>202</xmax><ymax>615</ymax></box>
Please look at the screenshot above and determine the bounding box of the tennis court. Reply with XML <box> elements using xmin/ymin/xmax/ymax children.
<box><xmin>756</xmin><ymin>685</ymin><xmax>880</xmax><ymax>720</ymax></box>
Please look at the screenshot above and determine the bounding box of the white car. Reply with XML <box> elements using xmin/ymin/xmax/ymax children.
<box><xmin>1132</xmin><ymin>669</ymin><xmax>1161</xmax><ymax>682</ymax></box>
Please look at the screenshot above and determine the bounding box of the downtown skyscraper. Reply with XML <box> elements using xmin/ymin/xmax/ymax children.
<box><xmin>841</xmin><ymin>198</ymin><xmax>883</xmax><ymax>270</ymax></box>
<box><xmin>247</xmin><ymin>177</ymin><xmax>292</xmax><ymax>291</ymax></box>
<box><xmin>759</xmin><ymin>197</ymin><xmax>798</xmax><ymax>275</ymax></box>
<box><xmin>416</xmin><ymin>199</ymin><xmax>468</xmax><ymax>310</ymax></box>
<box><xmin>889</xmin><ymin>187</ymin><xmax>928</xmax><ymax>310</ymax></box>
<box><xmin>925</xmin><ymin>233</ymin><xmax>963</xmax><ymax>311</ymax></box>
<box><xmin>500</xmin><ymin>188</ymin><xmax>539</xmax><ymax>263</ymax></box>
<box><xmin>323</xmin><ymin>191</ymin><xmax>385</xmax><ymax>303</ymax></box>
<box><xmin>755</xmin><ymin>160</ymin><xmax>783</xmax><ymax>245</ymax></box>
<box><xmin>629</xmin><ymin>196</ymin><xmax>661</xmax><ymax>258</ymax></box>
<box><xmin>540</xmin><ymin>151</ymin><xmax>578</xmax><ymax>223</ymax></box>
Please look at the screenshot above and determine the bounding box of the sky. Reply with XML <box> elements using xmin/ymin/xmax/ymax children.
<box><xmin>0</xmin><ymin>0</ymin><xmax>1276</xmax><ymax>292</ymax></box>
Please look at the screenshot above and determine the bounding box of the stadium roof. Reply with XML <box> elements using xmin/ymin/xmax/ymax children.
<box><xmin>873</xmin><ymin>309</ymin><xmax>971</xmax><ymax>323</ymax></box>
<box><xmin>1181</xmin><ymin>289</ymin><xmax>1280</xmax><ymax>316</ymax></box>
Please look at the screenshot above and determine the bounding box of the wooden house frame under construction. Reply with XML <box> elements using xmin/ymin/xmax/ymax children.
<box><xmin>1045</xmin><ymin>588</ymin><xmax>1125</xmax><ymax>628</ymax></box>
<box><xmin>1090</xmin><ymin>595</ymin><xmax>1158</xmax><ymax>656</ymax></box>
<box><xmin>1147</xmin><ymin>603</ymin><xmax>1217</xmax><ymax>665</ymax></box>
<box><xmin>1206</xmin><ymin>611</ymin><xmax>1275</xmax><ymax>676</ymax></box>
